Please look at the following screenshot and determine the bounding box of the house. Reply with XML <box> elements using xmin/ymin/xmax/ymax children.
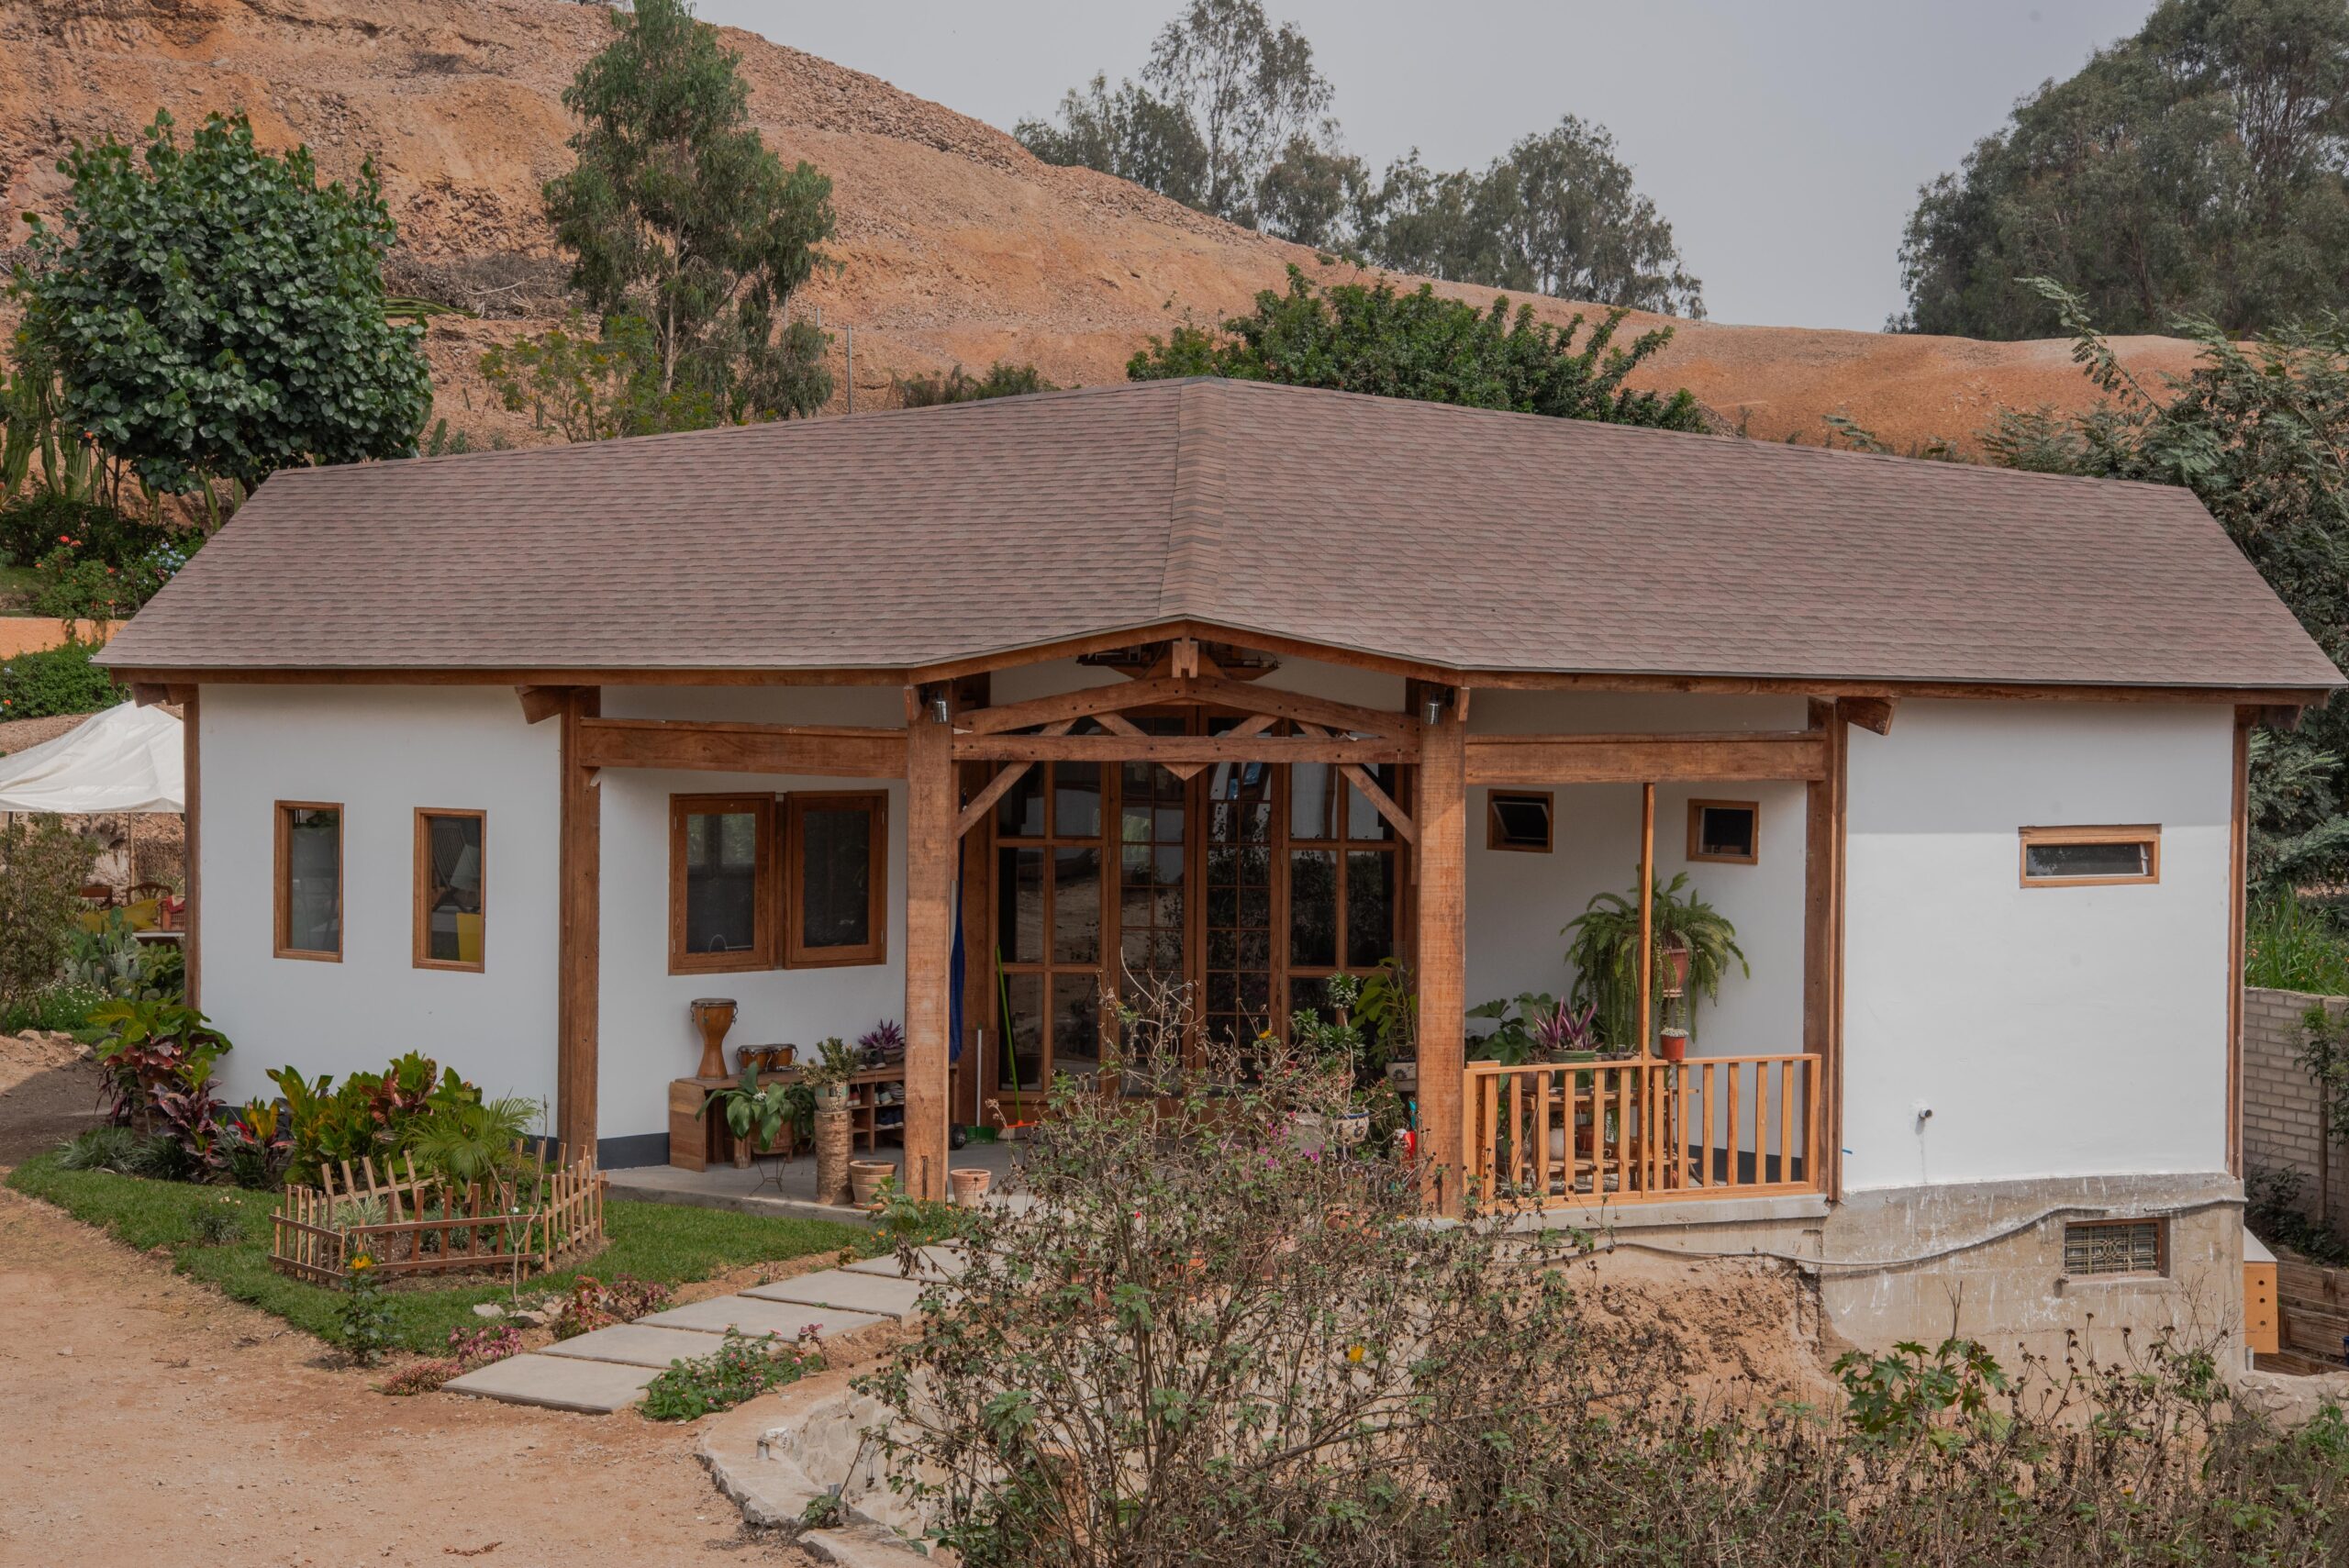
<box><xmin>97</xmin><ymin>377</ymin><xmax>2342</xmax><ymax>1354</ymax></box>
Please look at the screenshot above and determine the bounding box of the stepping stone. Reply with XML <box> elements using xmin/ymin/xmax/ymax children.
<box><xmin>443</xmin><ymin>1352</ymin><xmax>658</xmax><ymax>1413</ymax></box>
<box><xmin>841</xmin><ymin>1244</ymin><xmax>967</xmax><ymax>1281</ymax></box>
<box><xmin>639</xmin><ymin>1294</ymin><xmax>889</xmax><ymax>1340</ymax></box>
<box><xmin>742</xmin><ymin>1269</ymin><xmax>926</xmax><ymax>1324</ymax></box>
<box><xmin>539</xmin><ymin>1323</ymin><xmax>727</xmax><ymax>1370</ymax></box>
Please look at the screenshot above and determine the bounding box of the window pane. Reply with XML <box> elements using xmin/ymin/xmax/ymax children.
<box><xmin>1698</xmin><ymin>806</ymin><xmax>1755</xmax><ymax>859</ymax></box>
<box><xmin>1491</xmin><ymin>795</ymin><xmax>1552</xmax><ymax>850</ymax></box>
<box><xmin>1347</xmin><ymin>764</ymin><xmax>1394</xmax><ymax>840</ymax></box>
<box><xmin>997</xmin><ymin>847</ymin><xmax>1043</xmax><ymax>964</ymax></box>
<box><xmin>421</xmin><ymin>813</ymin><xmax>483</xmax><ymax>964</ymax></box>
<box><xmin>996</xmin><ymin>768</ymin><xmax>1045</xmax><ymax>838</ymax></box>
<box><xmin>684</xmin><ymin>810</ymin><xmax>760</xmax><ymax>956</ymax></box>
<box><xmin>1290</xmin><ymin>763</ymin><xmax>1338</xmax><ymax>840</ymax></box>
<box><xmin>1052</xmin><ymin>973</ymin><xmax>1102</xmax><ymax>1077</ymax></box>
<box><xmin>2026</xmin><ymin>839</ymin><xmax>2150</xmax><ymax>880</ymax></box>
<box><xmin>1052</xmin><ymin>847</ymin><xmax>1102</xmax><ymax>964</ymax></box>
<box><xmin>1053</xmin><ymin>762</ymin><xmax>1102</xmax><ymax>840</ymax></box>
<box><xmin>284</xmin><ymin>807</ymin><xmax>340</xmax><ymax>953</ymax></box>
<box><xmin>1289</xmin><ymin>849</ymin><xmax>1338</xmax><ymax>968</ymax></box>
<box><xmin>998</xmin><ymin>973</ymin><xmax>1043</xmax><ymax>1092</ymax></box>
<box><xmin>1346</xmin><ymin>850</ymin><xmax>1396</xmax><ymax>968</ymax></box>
<box><xmin>799</xmin><ymin>805</ymin><xmax>873</xmax><ymax>950</ymax></box>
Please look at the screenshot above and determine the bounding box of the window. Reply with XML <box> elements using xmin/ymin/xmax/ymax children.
<box><xmin>414</xmin><ymin>809</ymin><xmax>485</xmax><ymax>972</ymax></box>
<box><xmin>785</xmin><ymin>792</ymin><xmax>886</xmax><ymax>966</ymax></box>
<box><xmin>1286</xmin><ymin>757</ymin><xmax>1402</xmax><ymax>1024</ymax></box>
<box><xmin>2063</xmin><ymin>1219</ymin><xmax>2165</xmax><ymax>1278</ymax></box>
<box><xmin>1687</xmin><ymin>799</ymin><xmax>1760</xmax><ymax>864</ymax></box>
<box><xmin>669</xmin><ymin>795</ymin><xmax>775</xmax><ymax>973</ymax></box>
<box><xmin>2020</xmin><ymin>825</ymin><xmax>2160</xmax><ymax>886</ymax></box>
<box><xmin>1486</xmin><ymin>791</ymin><xmax>1553</xmax><ymax>852</ymax></box>
<box><xmin>274</xmin><ymin>802</ymin><xmax>343</xmax><ymax>961</ymax></box>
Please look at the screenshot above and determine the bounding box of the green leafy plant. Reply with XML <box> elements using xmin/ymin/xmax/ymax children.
<box><xmin>1832</xmin><ymin>1337</ymin><xmax>2009</xmax><ymax>1447</ymax></box>
<box><xmin>54</xmin><ymin>1124</ymin><xmax>142</xmax><ymax>1173</ymax></box>
<box><xmin>2246</xmin><ymin>890</ymin><xmax>2349</xmax><ymax>995</ymax></box>
<box><xmin>409</xmin><ymin>1095</ymin><xmax>540</xmax><ymax>1187</ymax></box>
<box><xmin>895</xmin><ymin>361</ymin><xmax>1055</xmax><ymax>407</ymax></box>
<box><xmin>477</xmin><ymin>308</ymin><xmax>717</xmax><ymax>442</ymax></box>
<box><xmin>0</xmin><ymin>639</ymin><xmax>125</xmax><ymax>721</ymax></box>
<box><xmin>640</xmin><ymin>1328</ymin><xmax>822</xmax><ymax>1421</ymax></box>
<box><xmin>1465</xmin><ymin>990</ymin><xmax>1562</xmax><ymax>1065</ymax></box>
<box><xmin>191</xmin><ymin>1199</ymin><xmax>244</xmax><ymax>1246</ymax></box>
<box><xmin>0</xmin><ymin>816</ymin><xmax>97</xmax><ymax>1009</ymax></box>
<box><xmin>1561</xmin><ymin>872</ymin><xmax>1746</xmax><ymax>1051</ymax></box>
<box><xmin>269</xmin><ymin>1052</ymin><xmax>494</xmax><ymax>1179</ymax></box>
<box><xmin>87</xmin><ymin>998</ymin><xmax>232</xmax><ymax>1130</ymax></box>
<box><xmin>697</xmin><ymin>1063</ymin><xmax>798</xmax><ymax>1154</ymax></box>
<box><xmin>803</xmin><ymin>1036</ymin><xmax>860</xmax><ymax>1093</ymax></box>
<box><xmin>335</xmin><ymin>1253</ymin><xmax>396</xmax><ymax>1366</ymax></box>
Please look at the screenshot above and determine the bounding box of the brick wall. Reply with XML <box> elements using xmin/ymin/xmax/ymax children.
<box><xmin>2245</xmin><ymin>986</ymin><xmax>2349</xmax><ymax>1233</ymax></box>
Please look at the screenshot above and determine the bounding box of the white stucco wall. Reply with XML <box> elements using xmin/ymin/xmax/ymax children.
<box><xmin>1840</xmin><ymin>699</ymin><xmax>2234</xmax><ymax>1192</ymax></box>
<box><xmin>197</xmin><ymin>685</ymin><xmax>562</xmax><ymax>1113</ymax></box>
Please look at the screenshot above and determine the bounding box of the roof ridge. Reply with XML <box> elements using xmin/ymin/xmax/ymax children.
<box><xmin>1158</xmin><ymin>381</ymin><xmax>1227</xmax><ymax>617</ymax></box>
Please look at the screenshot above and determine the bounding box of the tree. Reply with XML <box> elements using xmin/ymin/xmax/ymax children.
<box><xmin>0</xmin><ymin>816</ymin><xmax>98</xmax><ymax>1011</ymax></box>
<box><xmin>477</xmin><ymin>310</ymin><xmax>717</xmax><ymax>443</ymax></box>
<box><xmin>1127</xmin><ymin>265</ymin><xmax>1705</xmax><ymax>430</ymax></box>
<box><xmin>1895</xmin><ymin>0</ymin><xmax>2349</xmax><ymax>338</ymax></box>
<box><xmin>11</xmin><ymin>109</ymin><xmax>432</xmax><ymax>502</ymax></box>
<box><xmin>894</xmin><ymin>362</ymin><xmax>1056</xmax><ymax>408</ymax></box>
<box><xmin>545</xmin><ymin>0</ymin><xmax>836</xmax><ymax>422</ymax></box>
<box><xmin>1981</xmin><ymin>279</ymin><xmax>2349</xmax><ymax>884</ymax></box>
<box><xmin>1455</xmin><ymin>118</ymin><xmax>1704</xmax><ymax>317</ymax></box>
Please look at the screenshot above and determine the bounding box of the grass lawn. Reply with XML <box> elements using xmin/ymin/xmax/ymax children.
<box><xmin>6</xmin><ymin>1152</ymin><xmax>863</xmax><ymax>1352</ymax></box>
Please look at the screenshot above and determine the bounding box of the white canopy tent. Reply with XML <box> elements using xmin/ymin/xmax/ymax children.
<box><xmin>0</xmin><ymin>701</ymin><xmax>184</xmax><ymax>815</ymax></box>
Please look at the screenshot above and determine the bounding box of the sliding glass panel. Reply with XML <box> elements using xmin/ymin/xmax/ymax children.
<box><xmin>1290</xmin><ymin>762</ymin><xmax>1338</xmax><ymax>841</ymax></box>
<box><xmin>996</xmin><ymin>767</ymin><xmax>1045</xmax><ymax>838</ymax></box>
<box><xmin>1347</xmin><ymin>764</ymin><xmax>1395</xmax><ymax>840</ymax></box>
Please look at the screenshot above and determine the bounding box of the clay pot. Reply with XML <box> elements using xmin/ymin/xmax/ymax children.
<box><xmin>949</xmin><ymin>1167</ymin><xmax>992</xmax><ymax>1207</ymax></box>
<box><xmin>849</xmin><ymin>1158</ymin><xmax>897</xmax><ymax>1207</ymax></box>
<box><xmin>1659</xmin><ymin>1029</ymin><xmax>1689</xmax><ymax>1064</ymax></box>
<box><xmin>1335</xmin><ymin>1109</ymin><xmax>1372</xmax><ymax>1146</ymax></box>
<box><xmin>1658</xmin><ymin>945</ymin><xmax>1692</xmax><ymax>997</ymax></box>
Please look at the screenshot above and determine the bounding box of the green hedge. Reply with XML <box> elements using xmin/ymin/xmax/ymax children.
<box><xmin>0</xmin><ymin>639</ymin><xmax>125</xmax><ymax>724</ymax></box>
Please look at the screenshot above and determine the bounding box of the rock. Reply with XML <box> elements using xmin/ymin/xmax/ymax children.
<box><xmin>471</xmin><ymin>1303</ymin><xmax>505</xmax><ymax>1319</ymax></box>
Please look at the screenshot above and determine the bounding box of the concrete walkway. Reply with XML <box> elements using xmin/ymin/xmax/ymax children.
<box><xmin>444</xmin><ymin>1245</ymin><xmax>958</xmax><ymax>1414</ymax></box>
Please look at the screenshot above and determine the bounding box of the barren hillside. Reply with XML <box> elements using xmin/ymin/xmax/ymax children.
<box><xmin>0</xmin><ymin>0</ymin><xmax>2202</xmax><ymax>450</ymax></box>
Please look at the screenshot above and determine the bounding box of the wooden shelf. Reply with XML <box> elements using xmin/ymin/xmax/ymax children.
<box><xmin>667</xmin><ymin>1065</ymin><xmax>907</xmax><ymax>1171</ymax></box>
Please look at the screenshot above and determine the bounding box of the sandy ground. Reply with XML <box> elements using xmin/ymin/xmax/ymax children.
<box><xmin>0</xmin><ymin>1058</ymin><xmax>814</xmax><ymax>1568</ymax></box>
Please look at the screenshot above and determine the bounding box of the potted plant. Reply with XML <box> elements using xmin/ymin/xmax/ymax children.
<box><xmin>1529</xmin><ymin>999</ymin><xmax>1599</xmax><ymax>1063</ymax></box>
<box><xmin>805</xmin><ymin>1036</ymin><xmax>859</xmax><ymax>1113</ymax></box>
<box><xmin>698</xmin><ymin>1065</ymin><xmax>794</xmax><ymax>1167</ymax></box>
<box><xmin>1290</xmin><ymin>974</ymin><xmax>1375</xmax><ymax>1144</ymax></box>
<box><xmin>1465</xmin><ymin>992</ymin><xmax>1562</xmax><ymax>1065</ymax></box>
<box><xmin>1562</xmin><ymin>872</ymin><xmax>1746</xmax><ymax>1055</ymax></box>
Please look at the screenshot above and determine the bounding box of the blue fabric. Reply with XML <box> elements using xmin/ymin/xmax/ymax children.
<box><xmin>948</xmin><ymin>868</ymin><xmax>965</xmax><ymax>1064</ymax></box>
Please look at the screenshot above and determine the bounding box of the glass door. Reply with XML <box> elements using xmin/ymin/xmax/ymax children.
<box><xmin>992</xmin><ymin>721</ymin><xmax>1106</xmax><ymax>1118</ymax></box>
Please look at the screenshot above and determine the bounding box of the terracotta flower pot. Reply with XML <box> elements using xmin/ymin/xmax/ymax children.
<box><xmin>1659</xmin><ymin>1029</ymin><xmax>1689</xmax><ymax>1064</ymax></box>
<box><xmin>849</xmin><ymin>1158</ymin><xmax>896</xmax><ymax>1207</ymax></box>
<box><xmin>949</xmin><ymin>1166</ymin><xmax>991</xmax><ymax>1206</ymax></box>
<box><xmin>1659</xmin><ymin>945</ymin><xmax>1692</xmax><ymax>996</ymax></box>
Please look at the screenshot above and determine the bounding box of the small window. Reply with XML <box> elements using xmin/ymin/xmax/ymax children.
<box><xmin>670</xmin><ymin>794</ymin><xmax>775</xmax><ymax>973</ymax></box>
<box><xmin>274</xmin><ymin>802</ymin><xmax>343</xmax><ymax>961</ymax></box>
<box><xmin>786</xmin><ymin>792</ymin><xmax>887</xmax><ymax>967</ymax></box>
<box><xmin>1486</xmin><ymin>791</ymin><xmax>1553</xmax><ymax>852</ymax></box>
<box><xmin>2063</xmin><ymin>1219</ymin><xmax>2165</xmax><ymax>1278</ymax></box>
<box><xmin>414</xmin><ymin>808</ymin><xmax>485</xmax><ymax>972</ymax></box>
<box><xmin>2020</xmin><ymin>825</ymin><xmax>2160</xmax><ymax>886</ymax></box>
<box><xmin>1687</xmin><ymin>799</ymin><xmax>1759</xmax><ymax>864</ymax></box>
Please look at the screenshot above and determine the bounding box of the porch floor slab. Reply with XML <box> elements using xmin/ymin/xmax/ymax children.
<box><xmin>538</xmin><ymin>1322</ymin><xmax>729</xmax><ymax>1369</ymax></box>
<box><xmin>442</xmin><ymin>1352</ymin><xmax>662</xmax><ymax>1413</ymax></box>
<box><xmin>741</xmin><ymin>1270</ymin><xmax>927</xmax><ymax>1323</ymax></box>
<box><xmin>639</xmin><ymin>1293</ymin><xmax>892</xmax><ymax>1340</ymax></box>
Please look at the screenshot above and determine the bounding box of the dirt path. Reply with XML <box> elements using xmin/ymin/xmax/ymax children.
<box><xmin>0</xmin><ymin>1076</ymin><xmax>812</xmax><ymax>1568</ymax></box>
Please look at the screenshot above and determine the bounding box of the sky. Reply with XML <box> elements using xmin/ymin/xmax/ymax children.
<box><xmin>696</xmin><ymin>0</ymin><xmax>2159</xmax><ymax>330</ymax></box>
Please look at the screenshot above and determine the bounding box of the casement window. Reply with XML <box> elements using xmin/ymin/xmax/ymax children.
<box><xmin>1486</xmin><ymin>791</ymin><xmax>1554</xmax><ymax>853</ymax></box>
<box><xmin>670</xmin><ymin>795</ymin><xmax>777</xmax><ymax>973</ymax></box>
<box><xmin>785</xmin><ymin>792</ymin><xmax>887</xmax><ymax>967</ymax></box>
<box><xmin>1687</xmin><ymin>799</ymin><xmax>1760</xmax><ymax>865</ymax></box>
<box><xmin>1286</xmin><ymin>756</ymin><xmax>1402</xmax><ymax>1022</ymax></box>
<box><xmin>2019</xmin><ymin>825</ymin><xmax>2161</xmax><ymax>886</ymax></box>
<box><xmin>2062</xmin><ymin>1218</ymin><xmax>2165</xmax><ymax>1278</ymax></box>
<box><xmin>274</xmin><ymin>802</ymin><xmax>344</xmax><ymax>961</ymax></box>
<box><xmin>414</xmin><ymin>808</ymin><xmax>486</xmax><ymax>972</ymax></box>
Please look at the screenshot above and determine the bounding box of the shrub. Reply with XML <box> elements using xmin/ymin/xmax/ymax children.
<box><xmin>895</xmin><ymin>361</ymin><xmax>1054</xmax><ymax>407</ymax></box>
<box><xmin>0</xmin><ymin>982</ymin><xmax>104</xmax><ymax>1035</ymax></box>
<box><xmin>87</xmin><ymin>998</ymin><xmax>230</xmax><ymax>1129</ymax></box>
<box><xmin>2247</xmin><ymin>889</ymin><xmax>2349</xmax><ymax>995</ymax></box>
<box><xmin>0</xmin><ymin>493</ymin><xmax>167</xmax><ymax>571</ymax></box>
<box><xmin>269</xmin><ymin>1051</ymin><xmax>502</xmax><ymax>1182</ymax></box>
<box><xmin>335</xmin><ymin>1254</ymin><xmax>395</xmax><ymax>1367</ymax></box>
<box><xmin>54</xmin><ymin>1124</ymin><xmax>142</xmax><ymax>1173</ymax></box>
<box><xmin>551</xmin><ymin>1273</ymin><xmax>673</xmax><ymax>1340</ymax></box>
<box><xmin>640</xmin><ymin>1329</ymin><xmax>821</xmax><ymax>1421</ymax></box>
<box><xmin>0</xmin><ymin>639</ymin><xmax>125</xmax><ymax>721</ymax></box>
<box><xmin>190</xmin><ymin>1199</ymin><xmax>244</xmax><ymax>1246</ymax></box>
<box><xmin>0</xmin><ymin>816</ymin><xmax>98</xmax><ymax>1008</ymax></box>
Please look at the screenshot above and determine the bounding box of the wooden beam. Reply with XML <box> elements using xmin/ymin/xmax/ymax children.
<box><xmin>904</xmin><ymin>688</ymin><xmax>955</xmax><ymax>1203</ymax></box>
<box><xmin>1172</xmin><ymin>637</ymin><xmax>1200</xmax><ymax>679</ymax></box>
<box><xmin>1464</xmin><ymin>732</ymin><xmax>1828</xmax><ymax>785</ymax></box>
<box><xmin>956</xmin><ymin>673</ymin><xmax>1415</xmax><ymax>739</ymax></box>
<box><xmin>129</xmin><ymin>682</ymin><xmax>170</xmax><ymax>707</ymax></box>
<box><xmin>1836</xmin><ymin>695</ymin><xmax>1896</xmax><ymax>735</ymax></box>
<box><xmin>557</xmin><ymin>688</ymin><xmax>602</xmax><ymax>1162</ymax></box>
<box><xmin>183</xmin><ymin>687</ymin><xmax>200</xmax><ymax>1012</ymax></box>
<box><xmin>1801</xmin><ymin>699</ymin><xmax>1849</xmax><ymax>1199</ymax></box>
<box><xmin>954</xmin><ymin>732</ymin><xmax>1412</xmax><ymax>764</ymax></box>
<box><xmin>954</xmin><ymin>719</ymin><xmax>1077</xmax><ymax>838</ymax></box>
<box><xmin>1419</xmin><ymin>701</ymin><xmax>1467</xmax><ymax>1217</ymax></box>
<box><xmin>1293</xmin><ymin>721</ymin><xmax>1417</xmax><ymax>843</ymax></box>
<box><xmin>516</xmin><ymin>684</ymin><xmax>570</xmax><ymax>725</ymax></box>
<box><xmin>575</xmin><ymin>717</ymin><xmax>907</xmax><ymax>778</ymax></box>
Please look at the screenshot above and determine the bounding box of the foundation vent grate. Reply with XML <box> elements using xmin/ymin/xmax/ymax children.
<box><xmin>2063</xmin><ymin>1219</ymin><xmax>2164</xmax><ymax>1277</ymax></box>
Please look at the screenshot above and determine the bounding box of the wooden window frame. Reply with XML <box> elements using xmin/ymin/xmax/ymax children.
<box><xmin>2061</xmin><ymin>1218</ymin><xmax>2167</xmax><ymax>1278</ymax></box>
<box><xmin>273</xmin><ymin>800</ymin><xmax>344</xmax><ymax>962</ymax></box>
<box><xmin>2019</xmin><ymin>824</ymin><xmax>2161</xmax><ymax>887</ymax></box>
<box><xmin>1286</xmin><ymin>751</ymin><xmax>1405</xmax><ymax>1005</ymax></box>
<box><xmin>668</xmin><ymin>793</ymin><xmax>778</xmax><ymax>974</ymax></box>
<box><xmin>784</xmin><ymin>791</ymin><xmax>889</xmax><ymax>968</ymax></box>
<box><xmin>1486</xmin><ymin>789</ymin><xmax>1554</xmax><ymax>853</ymax></box>
<box><xmin>413</xmin><ymin>807</ymin><xmax>487</xmax><ymax>973</ymax></box>
<box><xmin>1687</xmin><ymin>798</ymin><xmax>1761</xmax><ymax>865</ymax></box>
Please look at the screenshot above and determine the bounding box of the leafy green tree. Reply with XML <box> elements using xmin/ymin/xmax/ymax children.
<box><xmin>478</xmin><ymin>311</ymin><xmax>718</xmax><ymax>443</ymax></box>
<box><xmin>1896</xmin><ymin>0</ymin><xmax>2349</xmax><ymax>338</ymax></box>
<box><xmin>1017</xmin><ymin>73</ymin><xmax>1209</xmax><ymax>208</ymax></box>
<box><xmin>11</xmin><ymin>109</ymin><xmax>431</xmax><ymax>503</ymax></box>
<box><xmin>1982</xmin><ymin>279</ymin><xmax>2349</xmax><ymax>884</ymax></box>
<box><xmin>545</xmin><ymin>0</ymin><xmax>836</xmax><ymax>422</ymax></box>
<box><xmin>1128</xmin><ymin>265</ymin><xmax>1704</xmax><ymax>429</ymax></box>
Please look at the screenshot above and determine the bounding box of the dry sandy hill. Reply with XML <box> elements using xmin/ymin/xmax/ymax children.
<box><xmin>1</xmin><ymin>0</ymin><xmax>2205</xmax><ymax>451</ymax></box>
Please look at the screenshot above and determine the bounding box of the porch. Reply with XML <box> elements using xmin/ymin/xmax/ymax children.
<box><xmin>540</xmin><ymin>632</ymin><xmax>1860</xmax><ymax>1217</ymax></box>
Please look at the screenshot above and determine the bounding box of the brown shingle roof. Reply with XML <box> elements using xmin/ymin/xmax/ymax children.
<box><xmin>99</xmin><ymin>377</ymin><xmax>2343</xmax><ymax>691</ymax></box>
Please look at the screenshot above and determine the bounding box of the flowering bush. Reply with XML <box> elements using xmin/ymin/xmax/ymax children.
<box><xmin>0</xmin><ymin>639</ymin><xmax>123</xmax><ymax>720</ymax></box>
<box><xmin>551</xmin><ymin>1273</ymin><xmax>673</xmax><ymax>1340</ymax></box>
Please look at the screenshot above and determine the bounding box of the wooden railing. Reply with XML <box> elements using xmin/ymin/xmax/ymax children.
<box><xmin>1463</xmin><ymin>1053</ymin><xmax>1822</xmax><ymax>1208</ymax></box>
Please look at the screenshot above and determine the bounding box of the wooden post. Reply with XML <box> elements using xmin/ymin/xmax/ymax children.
<box><xmin>1637</xmin><ymin>782</ymin><xmax>1655</xmax><ymax>1053</ymax></box>
<box><xmin>1416</xmin><ymin>690</ymin><xmax>1467</xmax><ymax>1215</ymax></box>
<box><xmin>1802</xmin><ymin>698</ymin><xmax>1849</xmax><ymax>1197</ymax></box>
<box><xmin>904</xmin><ymin>685</ymin><xmax>955</xmax><ymax>1203</ymax></box>
<box><xmin>557</xmin><ymin>688</ymin><xmax>602</xmax><ymax>1163</ymax></box>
